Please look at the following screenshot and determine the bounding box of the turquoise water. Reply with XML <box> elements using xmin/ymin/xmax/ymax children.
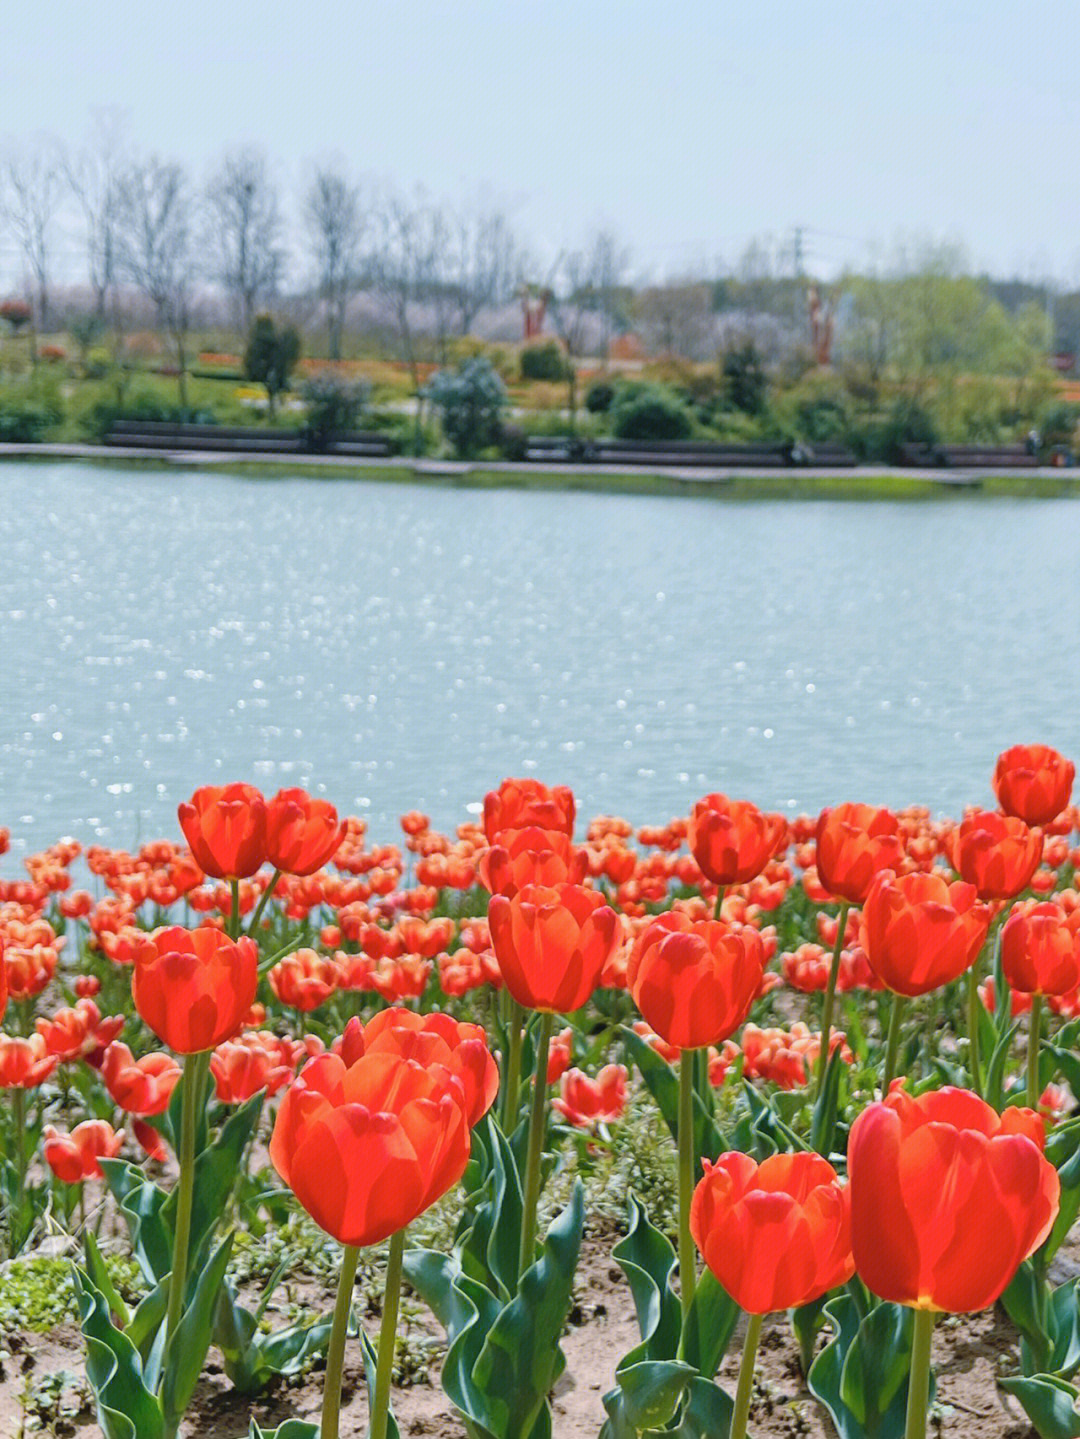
<box><xmin>0</xmin><ymin>462</ymin><xmax>1076</xmax><ymax>854</ymax></box>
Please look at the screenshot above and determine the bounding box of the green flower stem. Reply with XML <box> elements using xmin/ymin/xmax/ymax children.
<box><xmin>164</xmin><ymin>1048</ymin><xmax>211</xmax><ymax>1349</ymax></box>
<box><xmin>713</xmin><ymin>884</ymin><xmax>726</xmax><ymax>922</ymax></box>
<box><xmin>370</xmin><ymin>1228</ymin><xmax>406</xmax><ymax>1439</ymax></box>
<box><xmin>1028</xmin><ymin>992</ymin><xmax>1043</xmax><ymax>1110</ymax></box>
<box><xmin>321</xmin><ymin>1243</ymin><xmax>360</xmax><ymax>1439</ymax></box>
<box><xmin>883</xmin><ymin>993</ymin><xmax>906</xmax><ymax>1092</ymax></box>
<box><xmin>12</xmin><ymin>1088</ymin><xmax>26</xmax><ymax>1221</ymax></box>
<box><xmin>228</xmin><ymin>877</ymin><xmax>241</xmax><ymax>941</ymax></box>
<box><xmin>678</xmin><ymin>1049</ymin><xmax>698</xmax><ymax>1321</ymax></box>
<box><xmin>966</xmin><ymin>967</ymin><xmax>983</xmax><ymax>1098</ymax></box>
<box><xmin>501</xmin><ymin>995</ymin><xmax>525</xmax><ymax>1133</ymax></box>
<box><xmin>904</xmin><ymin>1307</ymin><xmax>935</xmax><ymax>1439</ymax></box>
<box><xmin>247</xmin><ymin>868</ymin><xmax>283</xmax><ymax>939</ymax></box>
<box><xmin>519</xmin><ymin>1009</ymin><xmax>555</xmax><ymax>1274</ymax></box>
<box><xmin>730</xmin><ymin>1311</ymin><xmax>764</xmax><ymax>1439</ymax></box>
<box><xmin>816</xmin><ymin>901</ymin><xmax>850</xmax><ymax>1094</ymax></box>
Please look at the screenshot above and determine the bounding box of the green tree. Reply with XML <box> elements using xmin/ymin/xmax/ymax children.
<box><xmin>425</xmin><ymin>356</ymin><xmax>507</xmax><ymax>457</ymax></box>
<box><xmin>244</xmin><ymin>314</ymin><xmax>300</xmax><ymax>416</ymax></box>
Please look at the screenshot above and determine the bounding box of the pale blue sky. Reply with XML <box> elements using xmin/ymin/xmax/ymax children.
<box><xmin>5</xmin><ymin>0</ymin><xmax>1080</xmax><ymax>281</ymax></box>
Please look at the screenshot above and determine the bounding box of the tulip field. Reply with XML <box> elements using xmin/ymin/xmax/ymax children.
<box><xmin>3</xmin><ymin>750</ymin><xmax>1080</xmax><ymax>1439</ymax></box>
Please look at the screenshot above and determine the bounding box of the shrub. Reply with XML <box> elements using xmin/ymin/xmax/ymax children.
<box><xmin>584</xmin><ymin>381</ymin><xmax>615</xmax><ymax>414</ymax></box>
<box><xmin>611</xmin><ymin>384</ymin><xmax>693</xmax><ymax>441</ymax></box>
<box><xmin>300</xmin><ymin>373</ymin><xmax>371</xmax><ymax>452</ymax></box>
<box><xmin>520</xmin><ymin>342</ymin><xmax>568</xmax><ymax>383</ymax></box>
<box><xmin>499</xmin><ymin>423</ymin><xmax>529</xmax><ymax>462</ymax></box>
<box><xmin>0</xmin><ymin>299</ymin><xmax>32</xmax><ymax>332</ymax></box>
<box><xmin>722</xmin><ymin>343</ymin><xmax>768</xmax><ymax>415</ymax></box>
<box><xmin>244</xmin><ymin>315</ymin><xmax>301</xmax><ymax>415</ymax></box>
<box><xmin>425</xmin><ymin>357</ymin><xmax>507</xmax><ymax>458</ymax></box>
<box><xmin>79</xmin><ymin>392</ymin><xmax>212</xmax><ymax>442</ymax></box>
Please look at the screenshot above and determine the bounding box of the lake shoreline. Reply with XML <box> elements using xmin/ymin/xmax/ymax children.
<box><xmin>3</xmin><ymin>442</ymin><xmax>1080</xmax><ymax>500</ymax></box>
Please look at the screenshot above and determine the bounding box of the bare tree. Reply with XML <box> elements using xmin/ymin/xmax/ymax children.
<box><xmin>589</xmin><ymin>229</ymin><xmax>630</xmax><ymax>362</ymax></box>
<box><xmin>547</xmin><ymin>235</ymin><xmax>623</xmax><ymax>426</ymax></box>
<box><xmin>205</xmin><ymin>148</ymin><xmax>283</xmax><ymax>335</ymax></box>
<box><xmin>115</xmin><ymin>156</ymin><xmax>199</xmax><ymax>404</ymax></box>
<box><xmin>1</xmin><ymin>137</ymin><xmax>64</xmax><ymax>344</ymax></box>
<box><xmin>633</xmin><ymin>280</ymin><xmax>714</xmax><ymax>359</ymax></box>
<box><xmin>63</xmin><ymin>109</ymin><xmax>128</xmax><ymax>322</ymax></box>
<box><xmin>447</xmin><ymin>204</ymin><xmax>522</xmax><ymax>335</ymax></box>
<box><xmin>303</xmin><ymin>162</ymin><xmax>364</xmax><ymax>359</ymax></box>
<box><xmin>369</xmin><ymin>191</ymin><xmax>438</xmax><ymax>389</ymax></box>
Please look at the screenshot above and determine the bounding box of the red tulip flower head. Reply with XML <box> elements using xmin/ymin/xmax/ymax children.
<box><xmin>994</xmin><ymin>745</ymin><xmax>1075</xmax><ymax>827</ymax></box>
<box><xmin>488</xmin><ymin>883</ymin><xmax>619</xmax><ymax>1013</ymax></box>
<box><xmin>1001</xmin><ymin>900</ymin><xmax>1080</xmax><ymax>997</ymax></box>
<box><xmin>627</xmin><ymin>911</ymin><xmax>765</xmax><ymax>1051</ymax></box>
<box><xmin>950</xmin><ymin>810</ymin><xmax>1044</xmax><ymax>900</ymax></box>
<box><xmin>0</xmin><ymin>1034</ymin><xmax>59</xmax><ymax>1089</ymax></box>
<box><xmin>133</xmin><ymin>925</ymin><xmax>258</xmax><ymax>1053</ymax></box>
<box><xmin>483</xmin><ymin>778</ymin><xmax>576</xmax><ymax>842</ymax></box>
<box><xmin>691</xmin><ymin>1151</ymin><xmax>854</xmax><ymax>1313</ymax></box>
<box><xmin>270</xmin><ymin>1045</ymin><xmax>470</xmax><ymax>1247</ymax></box>
<box><xmin>478</xmin><ymin>827</ymin><xmax>586</xmax><ymax>896</ymax></box>
<box><xmin>553</xmin><ymin>1064</ymin><xmax>628</xmax><ymax>1129</ymax></box>
<box><xmin>43</xmin><ymin>1121</ymin><xmax>124</xmax><ymax>1183</ymax></box>
<box><xmin>688</xmin><ymin>794</ymin><xmax>788</xmax><ymax>887</ymax></box>
<box><xmin>351</xmin><ymin>1008</ymin><xmax>499</xmax><ymax>1128</ymax></box>
<box><xmin>863</xmin><ymin>870</ymin><xmax>991</xmax><ymax>997</ymax></box>
<box><xmin>849</xmin><ymin>1086</ymin><xmax>1059</xmax><ymax>1312</ymax></box>
<box><xmin>265</xmin><ymin>788</ymin><xmax>345</xmax><ymax>875</ymax></box>
<box><xmin>815</xmin><ymin>804</ymin><xmax>905</xmax><ymax>904</ymax></box>
<box><xmin>177</xmin><ymin>783</ymin><xmax>267</xmax><ymax>879</ymax></box>
<box><xmin>101</xmin><ymin>1042</ymin><xmax>181</xmax><ymax>1115</ymax></box>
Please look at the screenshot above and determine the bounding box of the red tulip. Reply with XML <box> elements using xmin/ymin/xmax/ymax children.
<box><xmin>627</xmin><ymin>911</ymin><xmax>765</xmax><ymax>1050</ymax></box>
<box><xmin>483</xmin><ymin>778</ymin><xmax>576</xmax><ymax>842</ymax></box>
<box><xmin>994</xmin><ymin>745</ymin><xmax>1075</xmax><ymax>827</ymax></box>
<box><xmin>488</xmin><ymin>883</ymin><xmax>619</xmax><ymax>1013</ymax></box>
<box><xmin>1001</xmin><ymin>900</ymin><xmax>1080</xmax><ymax>997</ymax></box>
<box><xmin>863</xmin><ymin>870</ymin><xmax>991</xmax><ymax>996</ymax></box>
<box><xmin>177</xmin><ymin>783</ymin><xmax>267</xmax><ymax>880</ymax></box>
<box><xmin>211</xmin><ymin>1030</ymin><xmax>302</xmax><ymax>1103</ymax></box>
<box><xmin>133</xmin><ymin>926</ymin><xmax>258</xmax><ymax>1053</ymax></box>
<box><xmin>849</xmin><ymin>1086</ymin><xmax>1059</xmax><ymax>1311</ymax></box>
<box><xmin>268</xmin><ymin>948</ymin><xmax>340</xmax><ymax>1011</ymax></box>
<box><xmin>101</xmin><ymin>1042</ymin><xmax>182</xmax><ymax>1115</ymax></box>
<box><xmin>36</xmin><ymin>998</ymin><xmax>124</xmax><ymax>1065</ymax></box>
<box><xmin>949</xmin><ymin>810</ymin><xmax>1044</xmax><ymax>900</ymax></box>
<box><xmin>0</xmin><ymin>1033</ymin><xmax>59</xmax><ymax>1089</ymax></box>
<box><xmin>688</xmin><ymin>794</ymin><xmax>787</xmax><ymax>887</ymax></box>
<box><xmin>356</xmin><ymin>1008</ymin><xmax>498</xmax><ymax>1127</ymax></box>
<box><xmin>270</xmin><ymin>1047</ymin><xmax>470</xmax><ymax>1247</ymax></box>
<box><xmin>553</xmin><ymin>1064</ymin><xmax>627</xmax><ymax>1129</ymax></box>
<box><xmin>265</xmin><ymin>788</ymin><xmax>345</xmax><ymax>875</ymax></box>
<box><xmin>815</xmin><ymin>804</ymin><xmax>905</xmax><ymax>904</ymax></box>
<box><xmin>478</xmin><ymin>827</ymin><xmax>586</xmax><ymax>896</ymax></box>
<box><xmin>43</xmin><ymin>1120</ymin><xmax>124</xmax><ymax>1183</ymax></box>
<box><xmin>691</xmin><ymin>1151</ymin><xmax>854</xmax><ymax>1313</ymax></box>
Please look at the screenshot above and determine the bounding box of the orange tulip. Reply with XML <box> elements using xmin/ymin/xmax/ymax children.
<box><xmin>553</xmin><ymin>1064</ymin><xmax>627</xmax><ymax>1129</ymax></box>
<box><xmin>265</xmin><ymin>788</ymin><xmax>345</xmax><ymax>876</ymax></box>
<box><xmin>1001</xmin><ymin>900</ymin><xmax>1080</xmax><ymax>996</ymax></box>
<box><xmin>994</xmin><ymin>744</ymin><xmax>1075</xmax><ymax>827</ymax></box>
<box><xmin>36</xmin><ymin>998</ymin><xmax>124</xmax><ymax>1065</ymax></box>
<box><xmin>133</xmin><ymin>925</ymin><xmax>258</xmax><ymax>1053</ymax></box>
<box><xmin>488</xmin><ymin>883</ymin><xmax>619</xmax><ymax>1013</ymax></box>
<box><xmin>0</xmin><ymin>1033</ymin><xmax>59</xmax><ymax>1089</ymax></box>
<box><xmin>690</xmin><ymin>1151</ymin><xmax>853</xmax><ymax>1313</ymax></box>
<box><xmin>483</xmin><ymin>778</ymin><xmax>576</xmax><ymax>842</ymax></box>
<box><xmin>268</xmin><ymin>948</ymin><xmax>340</xmax><ymax>1011</ymax></box>
<box><xmin>43</xmin><ymin>1120</ymin><xmax>124</xmax><ymax>1183</ymax></box>
<box><xmin>849</xmin><ymin>1086</ymin><xmax>1059</xmax><ymax>1311</ymax></box>
<box><xmin>269</xmin><ymin>1047</ymin><xmax>470</xmax><ymax>1247</ymax></box>
<box><xmin>688</xmin><ymin>794</ymin><xmax>787</xmax><ymax>887</ymax></box>
<box><xmin>478</xmin><ymin>827</ymin><xmax>586</xmax><ymax>896</ymax></box>
<box><xmin>949</xmin><ymin>810</ymin><xmax>1044</xmax><ymax>900</ymax></box>
<box><xmin>815</xmin><ymin>804</ymin><xmax>904</xmax><ymax>904</ymax></box>
<box><xmin>627</xmin><ymin>911</ymin><xmax>765</xmax><ymax>1050</ymax></box>
<box><xmin>177</xmin><ymin>783</ymin><xmax>267</xmax><ymax>880</ymax></box>
<box><xmin>863</xmin><ymin>870</ymin><xmax>991</xmax><ymax>996</ymax></box>
<box><xmin>211</xmin><ymin>1030</ymin><xmax>302</xmax><ymax>1103</ymax></box>
<box><xmin>0</xmin><ymin>935</ymin><xmax>6</xmax><ymax>1017</ymax></box>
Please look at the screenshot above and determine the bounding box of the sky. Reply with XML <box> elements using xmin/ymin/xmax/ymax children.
<box><xmin>4</xmin><ymin>0</ymin><xmax>1080</xmax><ymax>285</ymax></box>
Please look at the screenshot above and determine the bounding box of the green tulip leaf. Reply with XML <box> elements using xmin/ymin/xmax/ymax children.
<box><xmin>610</xmin><ymin>1192</ymin><xmax>682</xmax><ymax>1363</ymax></box>
<box><xmin>73</xmin><ymin>1266</ymin><xmax>164</xmax><ymax>1439</ymax></box>
<box><xmin>1000</xmin><ymin>1374</ymin><xmax>1080</xmax><ymax>1439</ymax></box>
<box><xmin>98</xmin><ymin>1159</ymin><xmax>173</xmax><ymax>1287</ymax></box>
<box><xmin>621</xmin><ymin>1025</ymin><xmax>725</xmax><ymax>1161</ymax></box>
<box><xmin>809</xmin><ymin>1295</ymin><xmax>934</xmax><ymax>1439</ymax></box>
<box><xmin>161</xmin><ymin>1232</ymin><xmax>234</xmax><ymax>1429</ymax></box>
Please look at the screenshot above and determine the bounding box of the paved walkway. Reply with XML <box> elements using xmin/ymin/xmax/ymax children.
<box><xmin>1</xmin><ymin>442</ymin><xmax>1077</xmax><ymax>489</ymax></box>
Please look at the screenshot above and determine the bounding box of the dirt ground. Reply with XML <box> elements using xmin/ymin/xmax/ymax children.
<box><xmin>0</xmin><ymin>1218</ymin><xmax>1059</xmax><ymax>1438</ymax></box>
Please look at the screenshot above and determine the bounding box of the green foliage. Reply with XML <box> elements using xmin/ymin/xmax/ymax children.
<box><xmin>611</xmin><ymin>384</ymin><xmax>693</xmax><ymax>441</ymax></box>
<box><xmin>519</xmin><ymin>342</ymin><xmax>569</xmax><ymax>382</ymax></box>
<box><xmin>426</xmin><ymin>356</ymin><xmax>508</xmax><ymax>458</ymax></box>
<box><xmin>244</xmin><ymin>315</ymin><xmax>301</xmax><ymax>411</ymax></box>
<box><xmin>808</xmin><ymin>1292</ymin><xmax>935</xmax><ymax>1439</ymax></box>
<box><xmin>1000</xmin><ymin>1374</ymin><xmax>1080</xmax><ymax>1438</ymax></box>
<box><xmin>79</xmin><ymin>391</ymin><xmax>212</xmax><ymax>441</ymax></box>
<box><xmin>0</xmin><ymin>379</ymin><xmax>63</xmax><ymax>441</ymax></box>
<box><xmin>585</xmin><ymin>380</ymin><xmax>616</xmax><ymax>413</ymax></box>
<box><xmin>722</xmin><ymin>342</ymin><xmax>768</xmax><ymax>415</ymax></box>
<box><xmin>300</xmin><ymin>372</ymin><xmax>371</xmax><ymax>452</ymax></box>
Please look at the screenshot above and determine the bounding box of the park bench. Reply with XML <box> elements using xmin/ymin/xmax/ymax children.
<box><xmin>104</xmin><ymin>421</ymin><xmax>304</xmax><ymax>453</ymax></box>
<box><xmin>521</xmin><ymin>436</ymin><xmax>794</xmax><ymax>468</ymax></box>
<box><xmin>898</xmin><ymin>441</ymin><xmax>1038</xmax><ymax>469</ymax></box>
<box><xmin>325</xmin><ymin>431</ymin><xmax>395</xmax><ymax>458</ymax></box>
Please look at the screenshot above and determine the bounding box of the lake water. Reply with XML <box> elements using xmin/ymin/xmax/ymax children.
<box><xmin>0</xmin><ymin>461</ymin><xmax>1076</xmax><ymax>856</ymax></box>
